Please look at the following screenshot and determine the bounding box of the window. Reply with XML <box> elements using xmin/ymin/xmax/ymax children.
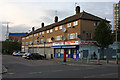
<box><xmin>26</xmin><ymin>42</ymin><xmax>28</xmax><ymax>45</ymax></box>
<box><xmin>47</xmin><ymin>30</ymin><xmax>49</xmax><ymax>33</ymax></box>
<box><xmin>42</xmin><ymin>31</ymin><xmax>44</xmax><ymax>34</ymax></box>
<box><xmin>94</xmin><ymin>22</ymin><xmax>98</xmax><ymax>26</ymax></box>
<box><xmin>40</xmin><ymin>39</ymin><xmax>43</xmax><ymax>43</ymax></box>
<box><xmin>70</xmin><ymin>33</ymin><xmax>75</xmax><ymax>39</ymax></box>
<box><xmin>59</xmin><ymin>26</ymin><xmax>62</xmax><ymax>30</ymax></box>
<box><xmin>29</xmin><ymin>41</ymin><xmax>32</xmax><ymax>45</ymax></box>
<box><xmin>50</xmin><ymin>29</ymin><xmax>53</xmax><ymax>33</ymax></box>
<box><xmin>39</xmin><ymin>32</ymin><xmax>41</xmax><ymax>35</ymax></box>
<box><xmin>86</xmin><ymin>33</ymin><xmax>92</xmax><ymax>39</ymax></box>
<box><xmin>34</xmin><ymin>40</ymin><xmax>37</xmax><ymax>44</ymax></box>
<box><xmin>55</xmin><ymin>35</ymin><xmax>62</xmax><ymax>41</ymax></box>
<box><xmin>22</xmin><ymin>42</ymin><xmax>24</xmax><ymax>45</ymax></box>
<box><xmin>46</xmin><ymin>38</ymin><xmax>52</xmax><ymax>42</ymax></box>
<box><xmin>73</xmin><ymin>21</ymin><xmax>78</xmax><ymax>26</ymax></box>
<box><xmin>67</xmin><ymin>23</ymin><xmax>71</xmax><ymax>28</ymax></box>
<box><xmin>55</xmin><ymin>27</ymin><xmax>58</xmax><ymax>31</ymax></box>
<box><xmin>22</xmin><ymin>38</ymin><xmax>25</xmax><ymax>40</ymax></box>
<box><xmin>36</xmin><ymin>33</ymin><xmax>38</xmax><ymax>36</ymax></box>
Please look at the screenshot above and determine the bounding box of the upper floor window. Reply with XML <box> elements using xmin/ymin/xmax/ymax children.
<box><xmin>73</xmin><ymin>21</ymin><xmax>78</xmax><ymax>26</ymax></box>
<box><xmin>70</xmin><ymin>33</ymin><xmax>75</xmax><ymax>39</ymax></box>
<box><xmin>94</xmin><ymin>22</ymin><xmax>98</xmax><ymax>26</ymax></box>
<box><xmin>22</xmin><ymin>42</ymin><xmax>24</xmax><ymax>45</ymax></box>
<box><xmin>59</xmin><ymin>26</ymin><xmax>62</xmax><ymax>30</ymax></box>
<box><xmin>50</xmin><ymin>29</ymin><xmax>53</xmax><ymax>33</ymax></box>
<box><xmin>34</xmin><ymin>40</ymin><xmax>37</xmax><ymax>44</ymax></box>
<box><xmin>47</xmin><ymin>30</ymin><xmax>49</xmax><ymax>33</ymax></box>
<box><xmin>46</xmin><ymin>38</ymin><xmax>52</xmax><ymax>42</ymax></box>
<box><xmin>29</xmin><ymin>41</ymin><xmax>32</xmax><ymax>45</ymax></box>
<box><xmin>55</xmin><ymin>27</ymin><xmax>58</xmax><ymax>31</ymax></box>
<box><xmin>39</xmin><ymin>32</ymin><xmax>41</xmax><ymax>35</ymax></box>
<box><xmin>55</xmin><ymin>35</ymin><xmax>62</xmax><ymax>41</ymax></box>
<box><xmin>86</xmin><ymin>32</ymin><xmax>92</xmax><ymax>39</ymax></box>
<box><xmin>42</xmin><ymin>31</ymin><xmax>44</xmax><ymax>34</ymax></box>
<box><xmin>26</xmin><ymin>42</ymin><xmax>28</xmax><ymax>45</ymax></box>
<box><xmin>67</xmin><ymin>23</ymin><xmax>71</xmax><ymax>28</ymax></box>
<box><xmin>22</xmin><ymin>38</ymin><xmax>25</xmax><ymax>40</ymax></box>
<box><xmin>40</xmin><ymin>39</ymin><xmax>43</xmax><ymax>43</ymax></box>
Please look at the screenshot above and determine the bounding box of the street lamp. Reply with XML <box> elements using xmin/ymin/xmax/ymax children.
<box><xmin>115</xmin><ymin>25</ymin><xmax>118</xmax><ymax>64</ymax></box>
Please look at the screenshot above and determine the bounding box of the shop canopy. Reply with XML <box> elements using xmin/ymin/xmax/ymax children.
<box><xmin>51</xmin><ymin>45</ymin><xmax>78</xmax><ymax>48</ymax></box>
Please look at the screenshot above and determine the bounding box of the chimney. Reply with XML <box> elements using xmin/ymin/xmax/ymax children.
<box><xmin>32</xmin><ymin>27</ymin><xmax>35</xmax><ymax>31</ymax></box>
<box><xmin>76</xmin><ymin>6</ymin><xmax>80</xmax><ymax>14</ymax></box>
<box><xmin>55</xmin><ymin>16</ymin><xmax>58</xmax><ymax>23</ymax></box>
<box><xmin>41</xmin><ymin>22</ymin><xmax>44</xmax><ymax>28</ymax></box>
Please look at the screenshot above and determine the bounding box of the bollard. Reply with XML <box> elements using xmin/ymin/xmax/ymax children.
<box><xmin>106</xmin><ymin>59</ymin><xmax>109</xmax><ymax>64</ymax></box>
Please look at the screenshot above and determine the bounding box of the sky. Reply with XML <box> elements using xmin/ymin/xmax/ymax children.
<box><xmin>0</xmin><ymin>0</ymin><xmax>119</xmax><ymax>41</ymax></box>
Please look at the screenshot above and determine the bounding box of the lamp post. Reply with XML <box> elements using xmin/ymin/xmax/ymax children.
<box><xmin>115</xmin><ymin>25</ymin><xmax>118</xmax><ymax>64</ymax></box>
<box><xmin>62</xmin><ymin>27</ymin><xmax>67</xmax><ymax>62</ymax></box>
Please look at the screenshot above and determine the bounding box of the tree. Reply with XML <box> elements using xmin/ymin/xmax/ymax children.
<box><xmin>94</xmin><ymin>20</ymin><xmax>114</xmax><ymax>59</ymax></box>
<box><xmin>2</xmin><ymin>39</ymin><xmax>21</xmax><ymax>54</ymax></box>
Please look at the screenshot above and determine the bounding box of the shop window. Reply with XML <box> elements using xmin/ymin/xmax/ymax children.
<box><xmin>59</xmin><ymin>26</ymin><xmax>62</xmax><ymax>30</ymax></box>
<box><xmin>67</xmin><ymin>23</ymin><xmax>71</xmax><ymax>28</ymax></box>
<box><xmin>73</xmin><ymin>21</ymin><xmax>78</xmax><ymax>26</ymax></box>
<box><xmin>86</xmin><ymin>33</ymin><xmax>92</xmax><ymax>39</ymax></box>
<box><xmin>55</xmin><ymin>27</ymin><xmax>58</xmax><ymax>31</ymax></box>
<box><xmin>70</xmin><ymin>33</ymin><xmax>75</xmax><ymax>39</ymax></box>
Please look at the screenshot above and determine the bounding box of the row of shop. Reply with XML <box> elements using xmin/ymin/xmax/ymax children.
<box><xmin>22</xmin><ymin>40</ymin><xmax>98</xmax><ymax>59</ymax></box>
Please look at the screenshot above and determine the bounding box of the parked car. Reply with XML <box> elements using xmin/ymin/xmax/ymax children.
<box><xmin>12</xmin><ymin>51</ymin><xmax>18</xmax><ymax>55</ymax></box>
<box><xmin>22</xmin><ymin>53</ymin><xmax>45</xmax><ymax>60</ymax></box>
<box><xmin>13</xmin><ymin>52</ymin><xmax>25</xmax><ymax>56</ymax></box>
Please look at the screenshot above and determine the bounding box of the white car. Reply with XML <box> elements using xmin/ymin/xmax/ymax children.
<box><xmin>13</xmin><ymin>52</ymin><xmax>25</xmax><ymax>56</ymax></box>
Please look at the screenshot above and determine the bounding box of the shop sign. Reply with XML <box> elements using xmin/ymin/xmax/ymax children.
<box><xmin>53</xmin><ymin>41</ymin><xmax>79</xmax><ymax>46</ymax></box>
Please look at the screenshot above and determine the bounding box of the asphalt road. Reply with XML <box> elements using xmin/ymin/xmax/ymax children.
<box><xmin>2</xmin><ymin>55</ymin><xmax>119</xmax><ymax>78</ymax></box>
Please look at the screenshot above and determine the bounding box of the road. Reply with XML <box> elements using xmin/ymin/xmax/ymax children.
<box><xmin>2</xmin><ymin>55</ymin><xmax>119</xmax><ymax>78</ymax></box>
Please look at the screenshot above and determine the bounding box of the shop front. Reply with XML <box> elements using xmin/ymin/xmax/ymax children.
<box><xmin>51</xmin><ymin>41</ymin><xmax>80</xmax><ymax>59</ymax></box>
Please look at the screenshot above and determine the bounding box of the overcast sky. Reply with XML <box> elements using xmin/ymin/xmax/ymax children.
<box><xmin>0</xmin><ymin>0</ymin><xmax>119</xmax><ymax>41</ymax></box>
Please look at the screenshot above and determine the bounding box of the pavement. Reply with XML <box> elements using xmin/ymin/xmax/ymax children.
<box><xmin>51</xmin><ymin>58</ymin><xmax>120</xmax><ymax>66</ymax></box>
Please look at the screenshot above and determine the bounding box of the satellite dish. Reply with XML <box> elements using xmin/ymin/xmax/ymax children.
<box><xmin>62</xmin><ymin>28</ymin><xmax>66</xmax><ymax>32</ymax></box>
<box><xmin>78</xmin><ymin>35</ymin><xmax>82</xmax><ymax>39</ymax></box>
<box><xmin>62</xmin><ymin>36</ymin><xmax>65</xmax><ymax>40</ymax></box>
<box><xmin>51</xmin><ymin>37</ymin><xmax>54</xmax><ymax>40</ymax></box>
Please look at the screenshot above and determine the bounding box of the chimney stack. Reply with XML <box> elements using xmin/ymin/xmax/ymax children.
<box><xmin>41</xmin><ymin>22</ymin><xmax>44</xmax><ymax>28</ymax></box>
<box><xmin>76</xmin><ymin>6</ymin><xmax>80</xmax><ymax>14</ymax></box>
<box><xmin>32</xmin><ymin>27</ymin><xmax>35</xmax><ymax>31</ymax></box>
<box><xmin>55</xmin><ymin>16</ymin><xmax>58</xmax><ymax>23</ymax></box>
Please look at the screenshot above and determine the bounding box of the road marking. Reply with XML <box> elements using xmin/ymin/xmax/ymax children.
<box><xmin>84</xmin><ymin>73</ymin><xmax>118</xmax><ymax>78</ymax></box>
<box><xmin>7</xmin><ymin>73</ymin><xmax>15</xmax><ymax>75</ymax></box>
<box><xmin>29</xmin><ymin>72</ymin><xmax>42</xmax><ymax>74</ymax></box>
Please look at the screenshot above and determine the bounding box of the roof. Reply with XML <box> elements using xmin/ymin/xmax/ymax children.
<box><xmin>24</xmin><ymin>11</ymin><xmax>110</xmax><ymax>37</ymax></box>
<box><xmin>9</xmin><ymin>33</ymin><xmax>26</xmax><ymax>35</ymax></box>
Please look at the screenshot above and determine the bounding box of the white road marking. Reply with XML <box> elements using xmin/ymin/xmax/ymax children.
<box><xmin>7</xmin><ymin>73</ymin><xmax>15</xmax><ymax>75</ymax></box>
<box><xmin>52</xmin><ymin>70</ymin><xmax>63</xmax><ymax>72</ymax></box>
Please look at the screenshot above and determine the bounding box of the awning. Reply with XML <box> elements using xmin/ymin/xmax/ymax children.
<box><xmin>51</xmin><ymin>45</ymin><xmax>78</xmax><ymax>48</ymax></box>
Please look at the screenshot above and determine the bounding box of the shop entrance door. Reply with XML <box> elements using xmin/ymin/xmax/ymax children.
<box><xmin>83</xmin><ymin>50</ymin><xmax>88</xmax><ymax>59</ymax></box>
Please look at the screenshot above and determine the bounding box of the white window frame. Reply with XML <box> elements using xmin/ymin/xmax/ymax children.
<box><xmin>73</xmin><ymin>21</ymin><xmax>78</xmax><ymax>26</ymax></box>
<box><xmin>55</xmin><ymin>27</ymin><xmax>58</xmax><ymax>31</ymax></box>
<box><xmin>55</xmin><ymin>35</ymin><xmax>62</xmax><ymax>41</ymax></box>
<box><xmin>39</xmin><ymin>32</ymin><xmax>41</xmax><ymax>35</ymax></box>
<box><xmin>70</xmin><ymin>33</ymin><xmax>75</xmax><ymax>39</ymax></box>
<box><xmin>50</xmin><ymin>29</ymin><xmax>53</xmax><ymax>33</ymax></box>
<box><xmin>47</xmin><ymin>38</ymin><xmax>52</xmax><ymax>42</ymax></box>
<box><xmin>47</xmin><ymin>30</ymin><xmax>49</xmax><ymax>33</ymax></box>
<box><xmin>59</xmin><ymin>26</ymin><xmax>62</xmax><ymax>30</ymax></box>
<box><xmin>67</xmin><ymin>23</ymin><xmax>71</xmax><ymax>28</ymax></box>
<box><xmin>42</xmin><ymin>31</ymin><xmax>44</xmax><ymax>34</ymax></box>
